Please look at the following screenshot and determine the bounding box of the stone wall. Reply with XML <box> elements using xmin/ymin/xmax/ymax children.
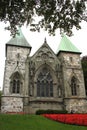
<box><xmin>64</xmin><ymin>98</ymin><xmax>87</xmax><ymax>113</ymax></box>
<box><xmin>24</xmin><ymin>101</ymin><xmax>64</xmax><ymax>114</ymax></box>
<box><xmin>1</xmin><ymin>96</ymin><xmax>23</xmax><ymax>113</ymax></box>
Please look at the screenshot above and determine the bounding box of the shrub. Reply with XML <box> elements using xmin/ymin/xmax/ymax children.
<box><xmin>36</xmin><ymin>109</ymin><xmax>68</xmax><ymax>115</ymax></box>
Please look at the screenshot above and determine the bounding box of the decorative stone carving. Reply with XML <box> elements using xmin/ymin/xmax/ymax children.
<box><xmin>55</xmin><ymin>64</ymin><xmax>62</xmax><ymax>77</ymax></box>
<box><xmin>29</xmin><ymin>61</ymin><xmax>35</xmax><ymax>96</ymax></box>
<box><xmin>29</xmin><ymin>82</ymin><xmax>34</xmax><ymax>96</ymax></box>
<box><xmin>34</xmin><ymin>44</ymin><xmax>55</xmax><ymax>63</ymax></box>
<box><xmin>29</xmin><ymin>61</ymin><xmax>35</xmax><ymax>77</ymax></box>
<box><xmin>58</xmin><ymin>86</ymin><xmax>62</xmax><ymax>98</ymax></box>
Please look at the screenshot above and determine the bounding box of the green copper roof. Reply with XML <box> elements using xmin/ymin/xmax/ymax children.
<box><xmin>6</xmin><ymin>28</ymin><xmax>31</xmax><ymax>48</ymax></box>
<box><xmin>57</xmin><ymin>34</ymin><xmax>81</xmax><ymax>54</ymax></box>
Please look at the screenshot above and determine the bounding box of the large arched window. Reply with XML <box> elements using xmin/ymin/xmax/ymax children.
<box><xmin>71</xmin><ymin>76</ymin><xmax>77</xmax><ymax>96</ymax></box>
<box><xmin>10</xmin><ymin>72</ymin><xmax>22</xmax><ymax>94</ymax></box>
<box><xmin>37</xmin><ymin>67</ymin><xmax>53</xmax><ymax>97</ymax></box>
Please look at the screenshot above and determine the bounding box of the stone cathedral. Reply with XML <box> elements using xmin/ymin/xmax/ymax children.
<box><xmin>1</xmin><ymin>30</ymin><xmax>87</xmax><ymax>113</ymax></box>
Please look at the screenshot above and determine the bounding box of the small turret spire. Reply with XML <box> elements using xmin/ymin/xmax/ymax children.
<box><xmin>44</xmin><ymin>37</ymin><xmax>47</xmax><ymax>44</ymax></box>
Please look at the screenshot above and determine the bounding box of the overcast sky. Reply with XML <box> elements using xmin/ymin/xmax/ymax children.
<box><xmin>0</xmin><ymin>21</ymin><xmax>87</xmax><ymax>90</ymax></box>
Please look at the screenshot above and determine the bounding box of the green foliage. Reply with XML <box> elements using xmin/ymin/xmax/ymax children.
<box><xmin>81</xmin><ymin>56</ymin><xmax>87</xmax><ymax>75</ymax></box>
<box><xmin>0</xmin><ymin>0</ymin><xmax>87</xmax><ymax>36</ymax></box>
<box><xmin>0</xmin><ymin>90</ymin><xmax>2</xmax><ymax>110</ymax></box>
<box><xmin>81</xmin><ymin>56</ymin><xmax>87</xmax><ymax>95</ymax></box>
<box><xmin>36</xmin><ymin>109</ymin><xmax>68</xmax><ymax>115</ymax></box>
<box><xmin>0</xmin><ymin>114</ymin><xmax>86</xmax><ymax>130</ymax></box>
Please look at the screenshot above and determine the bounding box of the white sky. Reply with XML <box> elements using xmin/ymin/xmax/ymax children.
<box><xmin>0</xmin><ymin>21</ymin><xmax>87</xmax><ymax>90</ymax></box>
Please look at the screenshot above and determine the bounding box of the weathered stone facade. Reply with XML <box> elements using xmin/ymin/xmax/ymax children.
<box><xmin>1</xmin><ymin>34</ymin><xmax>87</xmax><ymax>113</ymax></box>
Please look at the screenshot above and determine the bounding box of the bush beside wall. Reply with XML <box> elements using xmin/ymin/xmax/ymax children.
<box><xmin>36</xmin><ymin>109</ymin><xmax>68</xmax><ymax>115</ymax></box>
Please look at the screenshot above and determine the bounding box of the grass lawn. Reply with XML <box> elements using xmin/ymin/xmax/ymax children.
<box><xmin>0</xmin><ymin>114</ymin><xmax>87</xmax><ymax>130</ymax></box>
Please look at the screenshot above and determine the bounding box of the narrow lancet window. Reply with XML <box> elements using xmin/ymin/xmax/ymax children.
<box><xmin>71</xmin><ymin>76</ymin><xmax>77</xmax><ymax>96</ymax></box>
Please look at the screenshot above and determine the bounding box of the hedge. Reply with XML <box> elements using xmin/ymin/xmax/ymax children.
<box><xmin>36</xmin><ymin>109</ymin><xmax>68</xmax><ymax>115</ymax></box>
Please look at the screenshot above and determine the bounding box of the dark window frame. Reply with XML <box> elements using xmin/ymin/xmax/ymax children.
<box><xmin>10</xmin><ymin>72</ymin><xmax>22</xmax><ymax>94</ymax></box>
<box><xmin>71</xmin><ymin>76</ymin><xmax>77</xmax><ymax>96</ymax></box>
<box><xmin>37</xmin><ymin>67</ymin><xmax>53</xmax><ymax>97</ymax></box>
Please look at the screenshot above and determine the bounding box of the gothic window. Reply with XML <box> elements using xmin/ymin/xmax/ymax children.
<box><xmin>37</xmin><ymin>67</ymin><xmax>53</xmax><ymax>97</ymax></box>
<box><xmin>10</xmin><ymin>72</ymin><xmax>22</xmax><ymax>94</ymax></box>
<box><xmin>71</xmin><ymin>76</ymin><xmax>77</xmax><ymax>96</ymax></box>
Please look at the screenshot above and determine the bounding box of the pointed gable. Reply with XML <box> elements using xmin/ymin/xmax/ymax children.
<box><xmin>57</xmin><ymin>34</ymin><xmax>81</xmax><ymax>55</ymax></box>
<box><xmin>6</xmin><ymin>28</ymin><xmax>31</xmax><ymax>49</ymax></box>
<box><xmin>31</xmin><ymin>38</ymin><xmax>59</xmax><ymax>63</ymax></box>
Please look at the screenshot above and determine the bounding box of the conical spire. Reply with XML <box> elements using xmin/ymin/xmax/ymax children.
<box><xmin>6</xmin><ymin>28</ymin><xmax>31</xmax><ymax>49</ymax></box>
<box><xmin>57</xmin><ymin>34</ymin><xmax>81</xmax><ymax>55</ymax></box>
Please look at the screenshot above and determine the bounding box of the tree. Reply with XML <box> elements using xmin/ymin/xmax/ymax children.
<box><xmin>81</xmin><ymin>56</ymin><xmax>87</xmax><ymax>96</ymax></box>
<box><xmin>0</xmin><ymin>0</ymin><xmax>87</xmax><ymax>36</ymax></box>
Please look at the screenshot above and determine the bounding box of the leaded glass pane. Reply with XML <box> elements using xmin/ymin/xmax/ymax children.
<box><xmin>17</xmin><ymin>80</ymin><xmax>20</xmax><ymax>93</ymax></box>
<box><xmin>37</xmin><ymin>80</ymin><xmax>40</xmax><ymax>96</ymax></box>
<box><xmin>50</xmin><ymin>81</ymin><xmax>53</xmax><ymax>97</ymax></box>
<box><xmin>46</xmin><ymin>81</ymin><xmax>49</xmax><ymax>97</ymax></box>
<box><xmin>13</xmin><ymin>80</ymin><xmax>16</xmax><ymax>93</ymax></box>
